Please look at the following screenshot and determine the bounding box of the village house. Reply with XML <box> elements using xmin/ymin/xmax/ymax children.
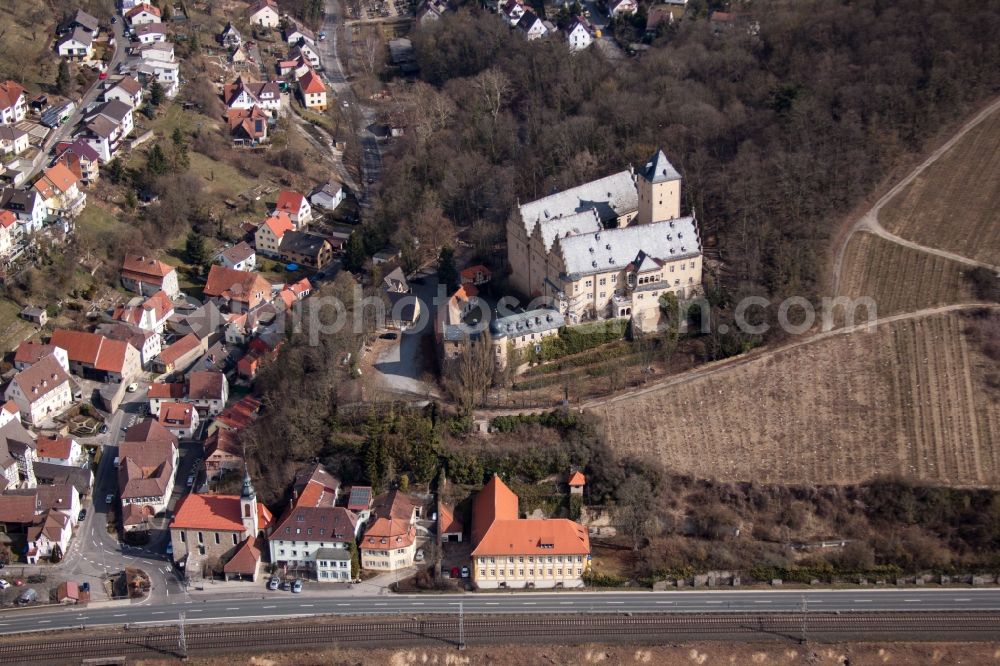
<box><xmin>57</xmin><ymin>27</ymin><xmax>94</xmax><ymax>61</ymax></box>
<box><xmin>204</xmin><ymin>265</ymin><xmax>271</xmax><ymax>313</ymax></box>
<box><xmin>112</xmin><ymin>290</ymin><xmax>174</xmax><ymax>333</ymax></box>
<box><xmin>568</xmin><ymin>470</ymin><xmax>586</xmax><ymax>495</ymax></box>
<box><xmin>0</xmin><ymin>211</ymin><xmax>15</xmax><ymax>258</ymax></box>
<box><xmin>157</xmin><ymin>401</ymin><xmax>200</xmax><ymax>439</ymax></box>
<box><xmin>4</xmin><ymin>355</ymin><xmax>74</xmax><ymax>427</ymax></box>
<box><xmin>187</xmin><ymin>371</ymin><xmax>229</xmax><ymax>416</ymax></box>
<box><xmin>223</xmin><ymin>76</ymin><xmax>282</xmax><ymax>116</ymax></box>
<box><xmin>213</xmin><ymin>395</ymin><xmax>262</xmax><ymax>433</ymax></box>
<box><xmin>33</xmin><ymin>162</ymin><xmax>86</xmax><ymax>221</ymax></box>
<box><xmin>438</xmin><ymin>501</ymin><xmax>464</xmax><ymax>543</ymax></box>
<box><xmin>54</xmin><ymin>140</ymin><xmax>101</xmax><ymax>186</ymax></box>
<box><xmin>416</xmin><ymin>0</ymin><xmax>450</xmax><ymax>24</ymax></box>
<box><xmin>25</xmin><ymin>509</ymin><xmax>72</xmax><ymax>564</ymax></box>
<box><xmin>460</xmin><ymin>265</ymin><xmax>492</xmax><ymax>286</ymax></box>
<box><xmin>0</xmin><ymin>188</ymin><xmax>47</xmax><ymax>235</ymax></box>
<box><xmin>383</xmin><ymin>267</ymin><xmax>421</xmax><ymax>329</ymax></box>
<box><xmin>247</xmin><ymin>0</ymin><xmax>281</xmax><ymax>28</ymax></box>
<box><xmin>297</xmin><ymin>69</ymin><xmax>327</xmax><ymax>111</ymax></box>
<box><xmin>284</xmin><ymin>20</ymin><xmax>316</xmax><ymax>46</ymax></box>
<box><xmin>13</xmin><ymin>342</ymin><xmax>69</xmax><ymax>372</ymax></box>
<box><xmin>360</xmin><ymin>490</ymin><xmax>418</xmax><ymax>572</ymax></box>
<box><xmin>273</xmin><ymin>190</ymin><xmax>312</xmax><ymax>227</ymax></box>
<box><xmin>18</xmin><ymin>305</ymin><xmax>47</xmax><ymax>327</ymax></box>
<box><xmin>346</xmin><ymin>486</ymin><xmax>373</xmax><ymax>522</ymax></box>
<box><xmin>204</xmin><ymin>428</ymin><xmax>243</xmax><ymax>479</ymax></box>
<box><xmin>121</xmin><ymin>254</ymin><xmax>180</xmax><ymax>298</ymax></box>
<box><xmin>501</xmin><ymin>0</ymin><xmax>526</xmax><ymax>25</ymax></box>
<box><xmin>507</xmin><ymin>149</ymin><xmax>702</xmax><ymax>326</ymax></box>
<box><xmin>97</xmin><ymin>322</ymin><xmax>161</xmax><ymax>370</ymax></box>
<box><xmin>219</xmin><ymin>22</ymin><xmax>242</xmax><ymax>48</ymax></box>
<box><xmin>227</xmin><ymin>106</ymin><xmax>269</xmax><ymax>146</ymax></box>
<box><xmin>35</xmin><ymin>435</ymin><xmax>84</xmax><ymax>467</ymax></box>
<box><xmin>134</xmin><ymin>23</ymin><xmax>167</xmax><ymax>44</ymax></box>
<box><xmin>607</xmin><ymin>0</ymin><xmax>639</xmax><ymax>17</ymax></box>
<box><xmin>58</xmin><ymin>9</ymin><xmax>99</xmax><ymax>35</ymax></box>
<box><xmin>278</xmin><ymin>231</ymin><xmax>333</xmax><ymax>269</ymax></box>
<box><xmin>516</xmin><ymin>11</ymin><xmax>549</xmax><ymax>40</ymax></box>
<box><xmin>146</xmin><ymin>381</ymin><xmax>185</xmax><ymax>416</ymax></box>
<box><xmin>0</xmin><ymin>412</ymin><xmax>38</xmax><ymax>489</ymax></box>
<box><xmin>254</xmin><ymin>212</ymin><xmax>294</xmax><ymax>257</ymax></box>
<box><xmin>0</xmin><ymin>126</ymin><xmax>29</xmax><ymax>156</ymax></box>
<box><xmin>471</xmin><ymin>475</ymin><xmax>590</xmax><ymax>589</ymax></box>
<box><xmin>79</xmin><ymin>99</ymin><xmax>134</xmax><ymax>162</ymax></box>
<box><xmin>126</xmin><ymin>3</ymin><xmax>162</xmax><ymax>26</ymax></box>
<box><xmin>277</xmin><ymin>54</ymin><xmax>310</xmax><ymax>78</ymax></box>
<box><xmin>0</xmin><ymin>80</ymin><xmax>27</xmax><ymax>125</ymax></box>
<box><xmin>153</xmin><ymin>333</ymin><xmax>206</xmax><ymax>376</ymax></box>
<box><xmin>49</xmin><ymin>329</ymin><xmax>142</xmax><ymax>383</ymax></box>
<box><xmin>308</xmin><ymin>180</ymin><xmax>345</xmax><ymax>212</ymax></box>
<box><xmin>565</xmin><ymin>17</ymin><xmax>593</xmax><ymax>51</ymax></box>
<box><xmin>218</xmin><ymin>241</ymin><xmax>257</xmax><ymax>271</ymax></box>
<box><xmin>288</xmin><ymin>42</ymin><xmax>321</xmax><ymax>70</ymax></box>
<box><xmin>118</xmin><ymin>420</ymin><xmax>177</xmax><ymax>531</ymax></box>
<box><xmin>236</xmin><ymin>333</ymin><xmax>282</xmax><ymax>380</ymax></box>
<box><xmin>103</xmin><ymin>76</ymin><xmax>144</xmax><ymax>109</ymax></box>
<box><xmin>170</xmin><ymin>472</ymin><xmax>273</xmax><ymax>580</ymax></box>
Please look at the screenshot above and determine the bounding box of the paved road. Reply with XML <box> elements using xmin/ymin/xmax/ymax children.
<box><xmin>2</xmin><ymin>588</ymin><xmax>1000</xmax><ymax>634</ymax></box>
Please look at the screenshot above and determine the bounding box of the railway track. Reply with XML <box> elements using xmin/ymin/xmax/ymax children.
<box><xmin>3</xmin><ymin>612</ymin><xmax>999</xmax><ymax>664</ymax></box>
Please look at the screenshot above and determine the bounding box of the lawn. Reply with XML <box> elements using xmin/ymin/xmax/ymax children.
<box><xmin>0</xmin><ymin>297</ymin><xmax>37</xmax><ymax>353</ymax></box>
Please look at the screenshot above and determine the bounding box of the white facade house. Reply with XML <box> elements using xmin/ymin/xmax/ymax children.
<box><xmin>0</xmin><ymin>126</ymin><xmax>29</xmax><ymax>156</ymax></box>
<box><xmin>309</xmin><ymin>181</ymin><xmax>345</xmax><ymax>211</ymax></box>
<box><xmin>26</xmin><ymin>511</ymin><xmax>72</xmax><ymax>565</ymax></box>
<box><xmin>248</xmin><ymin>0</ymin><xmax>281</xmax><ymax>27</ymax></box>
<box><xmin>0</xmin><ymin>188</ymin><xmax>47</xmax><ymax>235</ymax></box>
<box><xmin>57</xmin><ymin>28</ymin><xmax>94</xmax><ymax>60</ymax></box>
<box><xmin>103</xmin><ymin>76</ymin><xmax>144</xmax><ymax>109</ymax></box>
<box><xmin>126</xmin><ymin>4</ymin><xmax>162</xmax><ymax>26</ymax></box>
<box><xmin>565</xmin><ymin>20</ymin><xmax>593</xmax><ymax>51</ymax></box>
<box><xmin>135</xmin><ymin>24</ymin><xmax>167</xmax><ymax>44</ymax></box>
<box><xmin>517</xmin><ymin>12</ymin><xmax>549</xmax><ymax>40</ymax></box>
<box><xmin>218</xmin><ymin>242</ymin><xmax>257</xmax><ymax>272</ymax></box>
<box><xmin>0</xmin><ymin>80</ymin><xmax>27</xmax><ymax>125</ymax></box>
<box><xmin>4</xmin><ymin>356</ymin><xmax>74</xmax><ymax>427</ymax></box>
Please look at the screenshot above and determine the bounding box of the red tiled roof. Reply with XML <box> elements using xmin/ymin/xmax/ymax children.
<box><xmin>223</xmin><ymin>536</ymin><xmax>262</xmax><ymax>574</ymax></box>
<box><xmin>0</xmin><ymin>210</ymin><xmax>16</xmax><ymax>229</ymax></box>
<box><xmin>272</xmin><ymin>505</ymin><xmax>357</xmax><ymax>541</ymax></box>
<box><xmin>188</xmin><ymin>371</ymin><xmax>225</xmax><ymax>400</ymax></box>
<box><xmin>171</xmin><ymin>493</ymin><xmax>272</xmax><ymax>531</ymax></box>
<box><xmin>0</xmin><ymin>81</ymin><xmax>24</xmax><ymax>113</ymax></box>
<box><xmin>471</xmin><ymin>518</ymin><xmax>591</xmax><ymax>557</ymax></box>
<box><xmin>471</xmin><ymin>475</ymin><xmax>518</xmax><ymax>545</ymax></box>
<box><xmin>0</xmin><ymin>494</ymin><xmax>37</xmax><ymax>524</ymax></box>
<box><xmin>10</xmin><ymin>355</ymin><xmax>71</xmax><ymax>404</ymax></box>
<box><xmin>275</xmin><ymin>190</ymin><xmax>305</xmax><ymax>215</ymax></box>
<box><xmin>123</xmin><ymin>419</ymin><xmax>178</xmax><ymax>447</ymax></box>
<box><xmin>158</xmin><ymin>333</ymin><xmax>201</xmax><ymax>366</ymax></box>
<box><xmin>298</xmin><ymin>69</ymin><xmax>325</xmax><ymax>95</ymax></box>
<box><xmin>14</xmin><ymin>342</ymin><xmax>59</xmax><ymax>367</ymax></box>
<box><xmin>204</xmin><ymin>265</ymin><xmax>271</xmax><ymax>307</ymax></box>
<box><xmin>148</xmin><ymin>382</ymin><xmax>186</xmax><ymax>400</ymax></box>
<box><xmin>263</xmin><ymin>211</ymin><xmax>294</xmax><ymax>238</ymax></box>
<box><xmin>122</xmin><ymin>254</ymin><xmax>174</xmax><ymax>283</ymax></box>
<box><xmin>126</xmin><ymin>2</ymin><xmax>161</xmax><ymax>17</ymax></box>
<box><xmin>438</xmin><ymin>501</ymin><xmax>463</xmax><ymax>536</ymax></box>
<box><xmin>37</xmin><ymin>435</ymin><xmax>75</xmax><ymax>461</ymax></box>
<box><xmin>205</xmin><ymin>428</ymin><xmax>242</xmax><ymax>459</ymax></box>
<box><xmin>158</xmin><ymin>402</ymin><xmax>196</xmax><ymax>428</ymax></box>
<box><xmin>568</xmin><ymin>471</ymin><xmax>586</xmax><ymax>486</ymax></box>
<box><xmin>216</xmin><ymin>396</ymin><xmax>261</xmax><ymax>430</ymax></box>
<box><xmin>460</xmin><ymin>265</ymin><xmax>491</xmax><ymax>281</ymax></box>
<box><xmin>48</xmin><ymin>329</ymin><xmax>132</xmax><ymax>374</ymax></box>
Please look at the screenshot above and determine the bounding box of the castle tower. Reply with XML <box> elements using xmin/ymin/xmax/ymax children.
<box><xmin>240</xmin><ymin>466</ymin><xmax>259</xmax><ymax>537</ymax></box>
<box><xmin>635</xmin><ymin>149</ymin><xmax>682</xmax><ymax>226</ymax></box>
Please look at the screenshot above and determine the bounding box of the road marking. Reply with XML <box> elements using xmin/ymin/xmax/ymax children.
<box><xmin>854</xmin><ymin>599</ymin><xmax>872</xmax><ymax>603</ymax></box>
<box><xmin>374</xmin><ymin>603</ymin><xmax>387</xmax><ymax>607</ymax></box>
<box><xmin>151</xmin><ymin>612</ymin><xmax>164</xmax><ymax>615</ymax></box>
<box><xmin>905</xmin><ymin>599</ymin><xmax>921</xmax><ymax>602</ymax></box>
<box><xmin>411</xmin><ymin>602</ymin><xmax>424</xmax><ymax>605</ymax></box>
<box><xmin>954</xmin><ymin>598</ymin><xmax>971</xmax><ymax>601</ymax></box>
<box><xmin>189</xmin><ymin>610</ymin><xmax>202</xmax><ymax>613</ymax></box>
<box><xmin>522</xmin><ymin>602</ymin><xmax>536</xmax><ymax>605</ymax></box>
<box><xmin>37</xmin><ymin>620</ymin><xmax>50</xmax><ymax>624</ymax></box>
<box><xmin>226</xmin><ymin>607</ymin><xmax>239</xmax><ymax>611</ymax></box>
<box><xmin>485</xmin><ymin>602</ymin><xmax>499</xmax><ymax>606</ymax></box>
<box><xmin>262</xmin><ymin>605</ymin><xmax>276</xmax><ymax>609</ymax></box>
<box><xmin>559</xmin><ymin>602</ymin><xmax>572</xmax><ymax>605</ymax></box>
<box><xmin>655</xmin><ymin>601</ymin><xmax>673</xmax><ymax>605</ymax></box>
<box><xmin>113</xmin><ymin>614</ymin><xmax>126</xmax><ymax>617</ymax></box>
<box><xmin>299</xmin><ymin>604</ymin><xmax>314</xmax><ymax>608</ymax></box>
<box><xmin>336</xmin><ymin>603</ymin><xmax>348</xmax><ymax>607</ymax></box>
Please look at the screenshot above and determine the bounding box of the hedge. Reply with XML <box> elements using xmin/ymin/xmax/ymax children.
<box><xmin>526</xmin><ymin>319</ymin><xmax>628</xmax><ymax>364</ymax></box>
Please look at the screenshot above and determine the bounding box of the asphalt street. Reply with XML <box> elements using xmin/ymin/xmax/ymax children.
<box><xmin>1</xmin><ymin>589</ymin><xmax>1000</xmax><ymax>634</ymax></box>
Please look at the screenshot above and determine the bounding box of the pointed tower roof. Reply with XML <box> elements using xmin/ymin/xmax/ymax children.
<box><xmin>241</xmin><ymin>465</ymin><xmax>256</xmax><ymax>501</ymax></box>
<box><xmin>639</xmin><ymin>149</ymin><xmax>681</xmax><ymax>184</ymax></box>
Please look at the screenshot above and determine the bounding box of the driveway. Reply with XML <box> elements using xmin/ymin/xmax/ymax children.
<box><xmin>372</xmin><ymin>274</ymin><xmax>441</xmax><ymax>397</ymax></box>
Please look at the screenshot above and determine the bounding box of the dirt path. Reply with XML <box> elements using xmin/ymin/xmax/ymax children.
<box><xmin>475</xmin><ymin>302</ymin><xmax>1000</xmax><ymax>420</ymax></box>
<box><xmin>831</xmin><ymin>97</ymin><xmax>1000</xmax><ymax>294</ymax></box>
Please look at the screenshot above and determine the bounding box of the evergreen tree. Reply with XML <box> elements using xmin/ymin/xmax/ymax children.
<box><xmin>146</xmin><ymin>144</ymin><xmax>169</xmax><ymax>175</ymax></box>
<box><xmin>56</xmin><ymin>60</ymin><xmax>71</xmax><ymax>96</ymax></box>
<box><xmin>343</xmin><ymin>231</ymin><xmax>366</xmax><ymax>272</ymax></box>
<box><xmin>184</xmin><ymin>231</ymin><xmax>210</xmax><ymax>268</ymax></box>
<box><xmin>437</xmin><ymin>246</ymin><xmax>458</xmax><ymax>293</ymax></box>
<box><xmin>149</xmin><ymin>80</ymin><xmax>165</xmax><ymax>106</ymax></box>
<box><xmin>348</xmin><ymin>540</ymin><xmax>360</xmax><ymax>579</ymax></box>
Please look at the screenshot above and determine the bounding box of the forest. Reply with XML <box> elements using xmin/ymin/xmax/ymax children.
<box><xmin>370</xmin><ymin>0</ymin><xmax>1000</xmax><ymax>306</ymax></box>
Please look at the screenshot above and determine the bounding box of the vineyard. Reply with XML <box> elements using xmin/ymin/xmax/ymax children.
<box><xmin>879</xmin><ymin>106</ymin><xmax>1000</xmax><ymax>266</ymax></box>
<box><xmin>594</xmin><ymin>311</ymin><xmax>1000</xmax><ymax>487</ymax></box>
<box><xmin>837</xmin><ymin>231</ymin><xmax>974</xmax><ymax>318</ymax></box>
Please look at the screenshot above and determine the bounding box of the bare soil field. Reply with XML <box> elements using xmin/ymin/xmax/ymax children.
<box><xmin>837</xmin><ymin>231</ymin><xmax>975</xmax><ymax>317</ymax></box>
<box><xmin>594</xmin><ymin>312</ymin><xmax>1000</xmax><ymax>487</ymax></box>
<box><xmin>138</xmin><ymin>641</ymin><xmax>1000</xmax><ymax>666</ymax></box>
<box><xmin>879</xmin><ymin>106</ymin><xmax>1000</xmax><ymax>266</ymax></box>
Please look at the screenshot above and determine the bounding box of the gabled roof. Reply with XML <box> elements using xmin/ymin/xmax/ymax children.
<box><xmin>48</xmin><ymin>329</ymin><xmax>133</xmax><ymax>374</ymax></box>
<box><xmin>438</xmin><ymin>501</ymin><xmax>463</xmax><ymax>536</ymax></box>
<box><xmin>275</xmin><ymin>190</ymin><xmax>306</xmax><ymax>214</ymax></box>
<box><xmin>88</xmin><ymin>99</ymin><xmax>132</xmax><ymax>124</ymax></box>
<box><xmin>111</xmin><ymin>75</ymin><xmax>142</xmax><ymax>96</ymax></box>
<box><xmin>0</xmin><ymin>210</ymin><xmax>16</xmax><ymax>229</ymax></box>
<box><xmin>135</xmin><ymin>23</ymin><xmax>166</xmax><ymax>37</ymax></box>
<box><xmin>36</xmin><ymin>435</ymin><xmax>75</xmax><ymax>461</ymax></box>
<box><xmin>10</xmin><ymin>355</ymin><xmax>71</xmax><ymax>404</ymax></box>
<box><xmin>204</xmin><ymin>265</ymin><xmax>270</xmax><ymax>304</ymax></box>
<box><xmin>122</xmin><ymin>254</ymin><xmax>174</xmax><ymax>280</ymax></box>
<box><xmin>518</xmin><ymin>170</ymin><xmax>636</xmax><ymax>237</ymax></box>
<box><xmin>568</xmin><ymin>471</ymin><xmax>586</xmax><ymax>486</ymax></box>
<box><xmin>279</xmin><ymin>231</ymin><xmax>329</xmax><ymax>257</ymax></box>
<box><xmin>292</xmin><ymin>463</ymin><xmax>340</xmax><ymax>508</ymax></box>
<box><xmin>205</xmin><ymin>428</ymin><xmax>241</xmax><ymax>459</ymax></box>
<box><xmin>54</xmin><ymin>138</ymin><xmax>100</xmax><ymax>163</ymax></box>
<box><xmin>0</xmin><ymin>493</ymin><xmax>37</xmax><ymax>524</ymax></box>
<box><xmin>123</xmin><ymin>418</ymin><xmax>178</xmax><ymax>447</ymax></box>
<box><xmin>158</xmin><ymin>333</ymin><xmax>201</xmax><ymax>366</ymax></box>
<box><xmin>158</xmin><ymin>401</ymin><xmax>196</xmax><ymax>428</ymax></box>
<box><xmin>220</xmin><ymin>241</ymin><xmax>256</xmax><ymax>265</ymax></box>
<box><xmin>188</xmin><ymin>371</ymin><xmax>225</xmax><ymax>401</ymax></box>
<box><xmin>558</xmin><ymin>215</ymin><xmax>699</xmax><ymax>278</ymax></box>
<box><xmin>14</xmin><ymin>342</ymin><xmax>60</xmax><ymax>367</ymax></box>
<box><xmin>60</xmin><ymin>26</ymin><xmax>93</xmax><ymax>48</ymax></box>
<box><xmin>35</xmin><ymin>162</ymin><xmax>79</xmax><ymax>197</ymax></box>
<box><xmin>223</xmin><ymin>536</ymin><xmax>261</xmax><ymax>574</ymax></box>
<box><xmin>147</xmin><ymin>382</ymin><xmax>186</xmax><ymax>400</ymax></box>
<box><xmin>272</xmin><ymin>505</ymin><xmax>357</xmax><ymax>542</ymax></box>
<box><xmin>0</xmin><ymin>81</ymin><xmax>24</xmax><ymax>113</ymax></box>
<box><xmin>126</xmin><ymin>2</ymin><xmax>161</xmax><ymax>18</ymax></box>
<box><xmin>298</xmin><ymin>69</ymin><xmax>326</xmax><ymax>95</ymax></box>
<box><xmin>346</xmin><ymin>486</ymin><xmax>372</xmax><ymax>511</ymax></box>
<box><xmin>216</xmin><ymin>396</ymin><xmax>262</xmax><ymax>430</ymax></box>
<box><xmin>261</xmin><ymin>212</ymin><xmax>294</xmax><ymax>238</ymax></box>
<box><xmin>471</xmin><ymin>518</ymin><xmax>591</xmax><ymax>557</ymax></box>
<box><xmin>171</xmin><ymin>493</ymin><xmax>272</xmax><ymax>531</ymax></box>
<box><xmin>247</xmin><ymin>0</ymin><xmax>279</xmax><ymax>16</ymax></box>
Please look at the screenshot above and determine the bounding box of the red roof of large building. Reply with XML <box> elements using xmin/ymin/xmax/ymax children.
<box><xmin>223</xmin><ymin>536</ymin><xmax>262</xmax><ymax>574</ymax></box>
<box><xmin>171</xmin><ymin>493</ymin><xmax>272</xmax><ymax>531</ymax></box>
<box><xmin>36</xmin><ymin>435</ymin><xmax>76</xmax><ymax>461</ymax></box>
<box><xmin>14</xmin><ymin>342</ymin><xmax>60</xmax><ymax>367</ymax></box>
<box><xmin>471</xmin><ymin>475</ymin><xmax>518</xmax><ymax>545</ymax></box>
<box><xmin>158</xmin><ymin>333</ymin><xmax>201</xmax><ymax>367</ymax></box>
<box><xmin>10</xmin><ymin>355</ymin><xmax>71</xmax><ymax>404</ymax></box>
<box><xmin>48</xmin><ymin>329</ymin><xmax>132</xmax><ymax>374</ymax></box>
<box><xmin>0</xmin><ymin>81</ymin><xmax>24</xmax><ymax>113</ymax></box>
<box><xmin>262</xmin><ymin>211</ymin><xmax>295</xmax><ymax>239</ymax></box>
<box><xmin>361</xmin><ymin>490</ymin><xmax>416</xmax><ymax>550</ymax></box>
<box><xmin>126</xmin><ymin>2</ymin><xmax>161</xmax><ymax>18</ymax></box>
<box><xmin>204</xmin><ymin>265</ymin><xmax>271</xmax><ymax>308</ymax></box>
<box><xmin>274</xmin><ymin>190</ymin><xmax>306</xmax><ymax>215</ymax></box>
<box><xmin>122</xmin><ymin>255</ymin><xmax>174</xmax><ymax>281</ymax></box>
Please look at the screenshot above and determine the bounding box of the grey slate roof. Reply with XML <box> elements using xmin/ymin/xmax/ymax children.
<box><xmin>518</xmin><ymin>170</ymin><xmax>637</xmax><ymax>237</ymax></box>
<box><xmin>638</xmin><ymin>149</ymin><xmax>681</xmax><ymax>184</ymax></box>
<box><xmin>559</xmin><ymin>216</ymin><xmax>700</xmax><ymax>278</ymax></box>
<box><xmin>315</xmin><ymin>547</ymin><xmax>351</xmax><ymax>561</ymax></box>
<box><xmin>490</xmin><ymin>308</ymin><xmax>564</xmax><ymax>339</ymax></box>
<box><xmin>538</xmin><ymin>208</ymin><xmax>601</xmax><ymax>252</ymax></box>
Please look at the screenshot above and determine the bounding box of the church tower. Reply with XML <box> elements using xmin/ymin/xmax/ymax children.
<box><xmin>635</xmin><ymin>149</ymin><xmax>682</xmax><ymax>226</ymax></box>
<box><xmin>240</xmin><ymin>466</ymin><xmax>259</xmax><ymax>537</ymax></box>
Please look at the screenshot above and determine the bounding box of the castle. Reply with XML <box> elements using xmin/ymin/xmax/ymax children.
<box><xmin>506</xmin><ymin>150</ymin><xmax>703</xmax><ymax>325</ymax></box>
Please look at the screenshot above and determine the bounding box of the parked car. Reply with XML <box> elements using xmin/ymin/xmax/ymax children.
<box><xmin>415</xmin><ymin>549</ymin><xmax>424</xmax><ymax>562</ymax></box>
<box><xmin>105</xmin><ymin>493</ymin><xmax>114</xmax><ymax>505</ymax></box>
<box><xmin>379</xmin><ymin>332</ymin><xmax>398</xmax><ymax>340</ymax></box>
<box><xmin>267</xmin><ymin>577</ymin><xmax>280</xmax><ymax>591</ymax></box>
<box><xmin>111</xmin><ymin>15</ymin><xmax>117</xmax><ymax>23</ymax></box>
<box><xmin>15</xmin><ymin>588</ymin><xmax>37</xmax><ymax>605</ymax></box>
<box><xmin>99</xmin><ymin>424</ymin><xmax>109</xmax><ymax>434</ymax></box>
<box><xmin>186</xmin><ymin>475</ymin><xmax>195</xmax><ymax>487</ymax></box>
<box><xmin>13</xmin><ymin>579</ymin><xmax>23</xmax><ymax>586</ymax></box>
<box><xmin>78</xmin><ymin>509</ymin><xmax>87</xmax><ymax>522</ymax></box>
<box><xmin>98</xmin><ymin>71</ymin><xmax>108</xmax><ymax>80</ymax></box>
<box><xmin>0</xmin><ymin>580</ymin><xmax>9</xmax><ymax>590</ymax></box>
<box><xmin>450</xmin><ymin>566</ymin><xmax>460</xmax><ymax>578</ymax></box>
<box><xmin>281</xmin><ymin>580</ymin><xmax>292</xmax><ymax>591</ymax></box>
<box><xmin>166</xmin><ymin>543</ymin><xmax>173</xmax><ymax>556</ymax></box>
<box><xmin>292</xmin><ymin>579</ymin><xmax>303</xmax><ymax>593</ymax></box>
<box><xmin>460</xmin><ymin>566</ymin><xmax>469</xmax><ymax>578</ymax></box>
<box><xmin>126</xmin><ymin>383</ymin><xmax>138</xmax><ymax>392</ymax></box>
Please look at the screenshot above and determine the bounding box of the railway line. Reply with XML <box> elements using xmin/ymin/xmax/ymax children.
<box><xmin>4</xmin><ymin>612</ymin><xmax>1000</xmax><ymax>664</ymax></box>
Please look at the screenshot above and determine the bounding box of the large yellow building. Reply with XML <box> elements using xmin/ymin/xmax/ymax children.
<box><xmin>471</xmin><ymin>475</ymin><xmax>590</xmax><ymax>589</ymax></box>
<box><xmin>506</xmin><ymin>150</ymin><xmax>702</xmax><ymax>326</ymax></box>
